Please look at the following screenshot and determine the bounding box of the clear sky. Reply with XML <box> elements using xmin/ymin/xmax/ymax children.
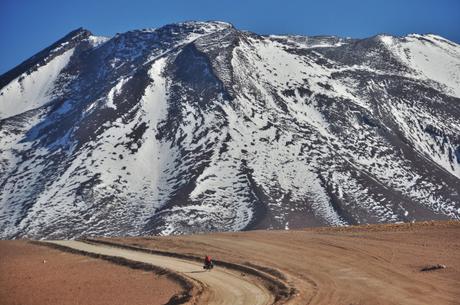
<box><xmin>1</xmin><ymin>0</ymin><xmax>459</xmax><ymax>74</ymax></box>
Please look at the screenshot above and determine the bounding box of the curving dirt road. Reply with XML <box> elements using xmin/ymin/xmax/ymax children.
<box><xmin>46</xmin><ymin>240</ymin><xmax>273</xmax><ymax>305</ymax></box>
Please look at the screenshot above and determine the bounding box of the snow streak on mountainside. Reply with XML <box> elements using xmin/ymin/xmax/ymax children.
<box><xmin>0</xmin><ymin>22</ymin><xmax>459</xmax><ymax>238</ymax></box>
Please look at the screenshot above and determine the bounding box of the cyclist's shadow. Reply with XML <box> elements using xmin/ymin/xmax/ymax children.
<box><xmin>186</xmin><ymin>270</ymin><xmax>208</xmax><ymax>274</ymax></box>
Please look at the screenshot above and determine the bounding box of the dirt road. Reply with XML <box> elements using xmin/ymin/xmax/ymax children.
<box><xmin>47</xmin><ymin>240</ymin><xmax>273</xmax><ymax>305</ymax></box>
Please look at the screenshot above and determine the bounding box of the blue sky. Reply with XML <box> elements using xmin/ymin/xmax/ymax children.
<box><xmin>1</xmin><ymin>0</ymin><xmax>459</xmax><ymax>74</ymax></box>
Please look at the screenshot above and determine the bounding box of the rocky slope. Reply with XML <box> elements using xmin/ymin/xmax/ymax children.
<box><xmin>0</xmin><ymin>21</ymin><xmax>459</xmax><ymax>238</ymax></box>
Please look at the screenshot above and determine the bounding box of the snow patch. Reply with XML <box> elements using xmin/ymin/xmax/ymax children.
<box><xmin>0</xmin><ymin>48</ymin><xmax>75</xmax><ymax>119</ymax></box>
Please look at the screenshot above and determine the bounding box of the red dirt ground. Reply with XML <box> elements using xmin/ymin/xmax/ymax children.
<box><xmin>0</xmin><ymin>240</ymin><xmax>181</xmax><ymax>305</ymax></box>
<box><xmin>110</xmin><ymin>221</ymin><xmax>460</xmax><ymax>305</ymax></box>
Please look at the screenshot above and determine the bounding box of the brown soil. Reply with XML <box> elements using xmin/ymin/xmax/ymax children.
<box><xmin>109</xmin><ymin>221</ymin><xmax>460</xmax><ymax>305</ymax></box>
<box><xmin>0</xmin><ymin>240</ymin><xmax>182</xmax><ymax>305</ymax></box>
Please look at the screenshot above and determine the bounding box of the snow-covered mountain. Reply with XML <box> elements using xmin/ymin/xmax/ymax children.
<box><xmin>1</xmin><ymin>22</ymin><xmax>459</xmax><ymax>238</ymax></box>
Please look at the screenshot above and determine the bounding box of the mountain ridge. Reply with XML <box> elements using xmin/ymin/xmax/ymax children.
<box><xmin>0</xmin><ymin>21</ymin><xmax>459</xmax><ymax>238</ymax></box>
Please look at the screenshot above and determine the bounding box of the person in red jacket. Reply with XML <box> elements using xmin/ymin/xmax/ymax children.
<box><xmin>204</xmin><ymin>255</ymin><xmax>213</xmax><ymax>269</ymax></box>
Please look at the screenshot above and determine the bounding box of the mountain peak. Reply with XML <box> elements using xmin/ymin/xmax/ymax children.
<box><xmin>177</xmin><ymin>20</ymin><xmax>234</xmax><ymax>28</ymax></box>
<box><xmin>53</xmin><ymin>27</ymin><xmax>93</xmax><ymax>48</ymax></box>
<box><xmin>65</xmin><ymin>27</ymin><xmax>92</xmax><ymax>40</ymax></box>
<box><xmin>1</xmin><ymin>22</ymin><xmax>459</xmax><ymax>238</ymax></box>
<box><xmin>0</xmin><ymin>27</ymin><xmax>93</xmax><ymax>89</ymax></box>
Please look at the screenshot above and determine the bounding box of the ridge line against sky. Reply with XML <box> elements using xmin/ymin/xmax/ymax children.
<box><xmin>1</xmin><ymin>0</ymin><xmax>460</xmax><ymax>75</ymax></box>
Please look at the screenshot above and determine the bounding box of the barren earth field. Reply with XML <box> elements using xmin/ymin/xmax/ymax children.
<box><xmin>0</xmin><ymin>240</ymin><xmax>181</xmax><ymax>305</ymax></box>
<box><xmin>1</xmin><ymin>221</ymin><xmax>459</xmax><ymax>305</ymax></box>
<box><xmin>108</xmin><ymin>221</ymin><xmax>460</xmax><ymax>305</ymax></box>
